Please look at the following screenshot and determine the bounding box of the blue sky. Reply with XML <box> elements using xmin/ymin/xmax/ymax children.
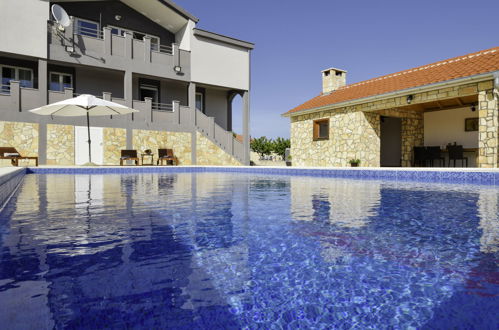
<box><xmin>175</xmin><ymin>0</ymin><xmax>499</xmax><ymax>139</ymax></box>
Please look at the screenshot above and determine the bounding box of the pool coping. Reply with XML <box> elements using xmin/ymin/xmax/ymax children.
<box><xmin>0</xmin><ymin>167</ymin><xmax>26</xmax><ymax>213</ymax></box>
<box><xmin>17</xmin><ymin>165</ymin><xmax>499</xmax><ymax>186</ymax></box>
<box><xmin>1</xmin><ymin>165</ymin><xmax>499</xmax><ymax>211</ymax></box>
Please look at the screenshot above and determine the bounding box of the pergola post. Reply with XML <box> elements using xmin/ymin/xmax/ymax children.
<box><xmin>478</xmin><ymin>89</ymin><xmax>499</xmax><ymax>168</ymax></box>
<box><xmin>242</xmin><ymin>90</ymin><xmax>250</xmax><ymax>166</ymax></box>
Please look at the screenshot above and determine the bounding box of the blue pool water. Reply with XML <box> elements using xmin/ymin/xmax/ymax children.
<box><xmin>0</xmin><ymin>172</ymin><xmax>498</xmax><ymax>329</ymax></box>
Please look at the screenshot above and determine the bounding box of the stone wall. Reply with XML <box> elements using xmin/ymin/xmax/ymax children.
<box><xmin>132</xmin><ymin>129</ymin><xmax>192</xmax><ymax>165</ymax></box>
<box><xmin>196</xmin><ymin>133</ymin><xmax>241</xmax><ymax>166</ymax></box>
<box><xmin>0</xmin><ymin>121</ymin><xmax>38</xmax><ymax>166</ymax></box>
<box><xmin>478</xmin><ymin>88</ymin><xmax>499</xmax><ymax>168</ymax></box>
<box><xmin>46</xmin><ymin>124</ymin><xmax>74</xmax><ymax>165</ymax></box>
<box><xmin>401</xmin><ymin>115</ymin><xmax>424</xmax><ymax>167</ymax></box>
<box><xmin>165</xmin><ymin>131</ymin><xmax>192</xmax><ymax>165</ymax></box>
<box><xmin>291</xmin><ymin>110</ymin><xmax>380</xmax><ymax>167</ymax></box>
<box><xmin>0</xmin><ymin>121</ymin><xmax>241</xmax><ymax>167</ymax></box>
<box><xmin>103</xmin><ymin>128</ymin><xmax>126</xmax><ymax>165</ymax></box>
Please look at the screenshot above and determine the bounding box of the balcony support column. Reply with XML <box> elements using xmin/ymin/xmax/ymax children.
<box><xmin>124</xmin><ymin>70</ymin><xmax>133</xmax><ymax>149</ymax></box>
<box><xmin>103</xmin><ymin>27</ymin><xmax>112</xmax><ymax>56</ymax></box>
<box><xmin>144</xmin><ymin>97</ymin><xmax>152</xmax><ymax>124</ymax></box>
<box><xmin>173</xmin><ymin>100</ymin><xmax>180</xmax><ymax>125</ymax></box>
<box><xmin>124</xmin><ymin>32</ymin><xmax>133</xmax><ymax>59</ymax></box>
<box><xmin>173</xmin><ymin>43</ymin><xmax>180</xmax><ymax>66</ymax></box>
<box><xmin>188</xmin><ymin>82</ymin><xmax>196</xmax><ymax>164</ymax></box>
<box><xmin>38</xmin><ymin>123</ymin><xmax>47</xmax><ymax>165</ymax></box>
<box><xmin>242</xmin><ymin>90</ymin><xmax>250</xmax><ymax>165</ymax></box>
<box><xmin>38</xmin><ymin>59</ymin><xmax>47</xmax><ymax>105</ymax></box>
<box><xmin>143</xmin><ymin>36</ymin><xmax>151</xmax><ymax>62</ymax></box>
<box><xmin>10</xmin><ymin>81</ymin><xmax>20</xmax><ymax>112</ymax></box>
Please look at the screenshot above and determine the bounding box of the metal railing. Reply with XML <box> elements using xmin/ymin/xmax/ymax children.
<box><xmin>0</xmin><ymin>84</ymin><xmax>10</xmax><ymax>94</ymax></box>
<box><xmin>157</xmin><ymin>44</ymin><xmax>173</xmax><ymax>55</ymax></box>
<box><xmin>75</xmin><ymin>25</ymin><xmax>103</xmax><ymax>39</ymax></box>
<box><xmin>73</xmin><ymin>93</ymin><xmax>103</xmax><ymax>99</ymax></box>
<box><xmin>152</xmin><ymin>102</ymin><xmax>173</xmax><ymax>112</ymax></box>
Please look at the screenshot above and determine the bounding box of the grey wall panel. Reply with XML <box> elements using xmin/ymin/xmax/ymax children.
<box><xmin>75</xmin><ymin>67</ymin><xmax>124</xmax><ymax>98</ymax></box>
<box><xmin>205</xmin><ymin>88</ymin><xmax>228</xmax><ymax>130</ymax></box>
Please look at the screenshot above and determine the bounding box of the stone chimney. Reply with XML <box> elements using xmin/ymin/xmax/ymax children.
<box><xmin>322</xmin><ymin>68</ymin><xmax>347</xmax><ymax>94</ymax></box>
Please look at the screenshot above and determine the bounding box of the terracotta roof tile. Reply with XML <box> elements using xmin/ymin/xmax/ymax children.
<box><xmin>284</xmin><ymin>47</ymin><xmax>499</xmax><ymax>116</ymax></box>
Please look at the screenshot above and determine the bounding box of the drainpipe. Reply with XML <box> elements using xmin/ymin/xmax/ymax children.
<box><xmin>494</xmin><ymin>71</ymin><xmax>499</xmax><ymax>96</ymax></box>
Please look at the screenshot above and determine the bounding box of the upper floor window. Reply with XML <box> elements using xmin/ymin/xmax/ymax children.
<box><xmin>313</xmin><ymin>118</ymin><xmax>329</xmax><ymax>141</ymax></box>
<box><xmin>75</xmin><ymin>18</ymin><xmax>101</xmax><ymax>38</ymax></box>
<box><xmin>1</xmin><ymin>65</ymin><xmax>34</xmax><ymax>92</ymax></box>
<box><xmin>110</xmin><ymin>26</ymin><xmax>160</xmax><ymax>51</ymax></box>
<box><xmin>49</xmin><ymin>72</ymin><xmax>73</xmax><ymax>92</ymax></box>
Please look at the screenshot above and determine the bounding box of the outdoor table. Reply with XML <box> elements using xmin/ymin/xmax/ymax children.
<box><xmin>141</xmin><ymin>153</ymin><xmax>154</xmax><ymax>166</ymax></box>
<box><xmin>440</xmin><ymin>147</ymin><xmax>478</xmax><ymax>165</ymax></box>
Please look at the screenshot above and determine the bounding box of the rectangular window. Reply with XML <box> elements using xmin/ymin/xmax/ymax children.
<box><xmin>0</xmin><ymin>65</ymin><xmax>34</xmax><ymax>92</ymax></box>
<box><xmin>313</xmin><ymin>119</ymin><xmax>329</xmax><ymax>141</ymax></box>
<box><xmin>49</xmin><ymin>72</ymin><xmax>73</xmax><ymax>92</ymax></box>
<box><xmin>76</xmin><ymin>18</ymin><xmax>100</xmax><ymax>38</ymax></box>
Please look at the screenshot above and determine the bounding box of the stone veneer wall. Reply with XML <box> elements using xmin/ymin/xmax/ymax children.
<box><xmin>0</xmin><ymin>121</ymin><xmax>38</xmax><ymax>166</ymax></box>
<box><xmin>132</xmin><ymin>129</ymin><xmax>192</xmax><ymax>165</ymax></box>
<box><xmin>291</xmin><ymin>110</ymin><xmax>380</xmax><ymax>167</ymax></box>
<box><xmin>103</xmin><ymin>128</ymin><xmax>127</xmax><ymax>165</ymax></box>
<box><xmin>46</xmin><ymin>124</ymin><xmax>75</xmax><ymax>165</ymax></box>
<box><xmin>196</xmin><ymin>133</ymin><xmax>241</xmax><ymax>166</ymax></box>
<box><xmin>478</xmin><ymin>88</ymin><xmax>499</xmax><ymax>168</ymax></box>
<box><xmin>290</xmin><ymin>80</ymin><xmax>494</xmax><ymax>167</ymax></box>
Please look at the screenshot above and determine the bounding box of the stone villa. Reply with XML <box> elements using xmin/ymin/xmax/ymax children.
<box><xmin>283</xmin><ymin>47</ymin><xmax>499</xmax><ymax>168</ymax></box>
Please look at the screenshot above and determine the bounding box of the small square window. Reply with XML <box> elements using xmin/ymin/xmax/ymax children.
<box><xmin>313</xmin><ymin>119</ymin><xmax>329</xmax><ymax>141</ymax></box>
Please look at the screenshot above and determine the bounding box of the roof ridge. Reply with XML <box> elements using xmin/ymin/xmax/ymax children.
<box><xmin>338</xmin><ymin>47</ymin><xmax>499</xmax><ymax>91</ymax></box>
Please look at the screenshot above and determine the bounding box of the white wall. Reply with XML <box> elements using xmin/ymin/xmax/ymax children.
<box><xmin>191</xmin><ymin>35</ymin><xmax>250</xmax><ymax>90</ymax></box>
<box><xmin>205</xmin><ymin>88</ymin><xmax>228</xmax><ymax>130</ymax></box>
<box><xmin>424</xmin><ymin>107</ymin><xmax>478</xmax><ymax>148</ymax></box>
<box><xmin>0</xmin><ymin>0</ymin><xmax>49</xmax><ymax>59</ymax></box>
<box><xmin>176</xmin><ymin>20</ymin><xmax>195</xmax><ymax>51</ymax></box>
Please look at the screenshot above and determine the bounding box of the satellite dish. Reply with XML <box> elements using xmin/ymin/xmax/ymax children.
<box><xmin>51</xmin><ymin>4</ymin><xmax>71</xmax><ymax>31</ymax></box>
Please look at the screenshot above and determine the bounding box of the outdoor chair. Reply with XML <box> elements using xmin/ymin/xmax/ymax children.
<box><xmin>413</xmin><ymin>146</ymin><xmax>428</xmax><ymax>167</ymax></box>
<box><xmin>120</xmin><ymin>150</ymin><xmax>139</xmax><ymax>166</ymax></box>
<box><xmin>0</xmin><ymin>147</ymin><xmax>38</xmax><ymax>166</ymax></box>
<box><xmin>157</xmin><ymin>149</ymin><xmax>178</xmax><ymax>166</ymax></box>
<box><xmin>448</xmin><ymin>145</ymin><xmax>468</xmax><ymax>167</ymax></box>
<box><xmin>426</xmin><ymin>146</ymin><xmax>445</xmax><ymax>167</ymax></box>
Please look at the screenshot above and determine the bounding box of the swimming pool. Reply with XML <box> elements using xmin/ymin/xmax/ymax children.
<box><xmin>0</xmin><ymin>171</ymin><xmax>498</xmax><ymax>328</ymax></box>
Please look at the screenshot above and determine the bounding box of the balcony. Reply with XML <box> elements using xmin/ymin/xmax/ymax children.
<box><xmin>0</xmin><ymin>83</ymin><xmax>245</xmax><ymax>163</ymax></box>
<box><xmin>47</xmin><ymin>21</ymin><xmax>191</xmax><ymax>81</ymax></box>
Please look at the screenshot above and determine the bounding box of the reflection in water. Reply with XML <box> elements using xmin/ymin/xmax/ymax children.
<box><xmin>291</xmin><ymin>178</ymin><xmax>381</xmax><ymax>228</ymax></box>
<box><xmin>0</xmin><ymin>173</ymin><xmax>498</xmax><ymax>328</ymax></box>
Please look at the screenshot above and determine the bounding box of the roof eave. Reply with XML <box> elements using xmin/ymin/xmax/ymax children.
<box><xmin>193</xmin><ymin>28</ymin><xmax>254</xmax><ymax>50</ymax></box>
<box><xmin>282</xmin><ymin>70</ymin><xmax>499</xmax><ymax>118</ymax></box>
<box><xmin>157</xmin><ymin>0</ymin><xmax>199</xmax><ymax>22</ymax></box>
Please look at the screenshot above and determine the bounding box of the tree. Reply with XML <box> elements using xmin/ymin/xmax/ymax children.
<box><xmin>250</xmin><ymin>136</ymin><xmax>273</xmax><ymax>159</ymax></box>
<box><xmin>272</xmin><ymin>137</ymin><xmax>290</xmax><ymax>159</ymax></box>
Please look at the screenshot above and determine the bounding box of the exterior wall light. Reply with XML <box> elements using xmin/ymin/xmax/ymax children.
<box><xmin>471</xmin><ymin>104</ymin><xmax>476</xmax><ymax>112</ymax></box>
<box><xmin>174</xmin><ymin>65</ymin><xmax>182</xmax><ymax>73</ymax></box>
<box><xmin>406</xmin><ymin>95</ymin><xmax>414</xmax><ymax>104</ymax></box>
<box><xmin>115</xmin><ymin>15</ymin><xmax>122</xmax><ymax>21</ymax></box>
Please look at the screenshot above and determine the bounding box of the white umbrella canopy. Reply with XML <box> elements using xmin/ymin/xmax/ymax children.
<box><xmin>30</xmin><ymin>94</ymin><xmax>139</xmax><ymax>165</ymax></box>
<box><xmin>29</xmin><ymin>94</ymin><xmax>138</xmax><ymax>117</ymax></box>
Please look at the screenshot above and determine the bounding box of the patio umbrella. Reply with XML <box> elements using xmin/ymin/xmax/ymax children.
<box><xmin>30</xmin><ymin>94</ymin><xmax>138</xmax><ymax>165</ymax></box>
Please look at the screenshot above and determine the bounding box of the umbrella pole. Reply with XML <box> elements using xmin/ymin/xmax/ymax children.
<box><xmin>86</xmin><ymin>111</ymin><xmax>92</xmax><ymax>164</ymax></box>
